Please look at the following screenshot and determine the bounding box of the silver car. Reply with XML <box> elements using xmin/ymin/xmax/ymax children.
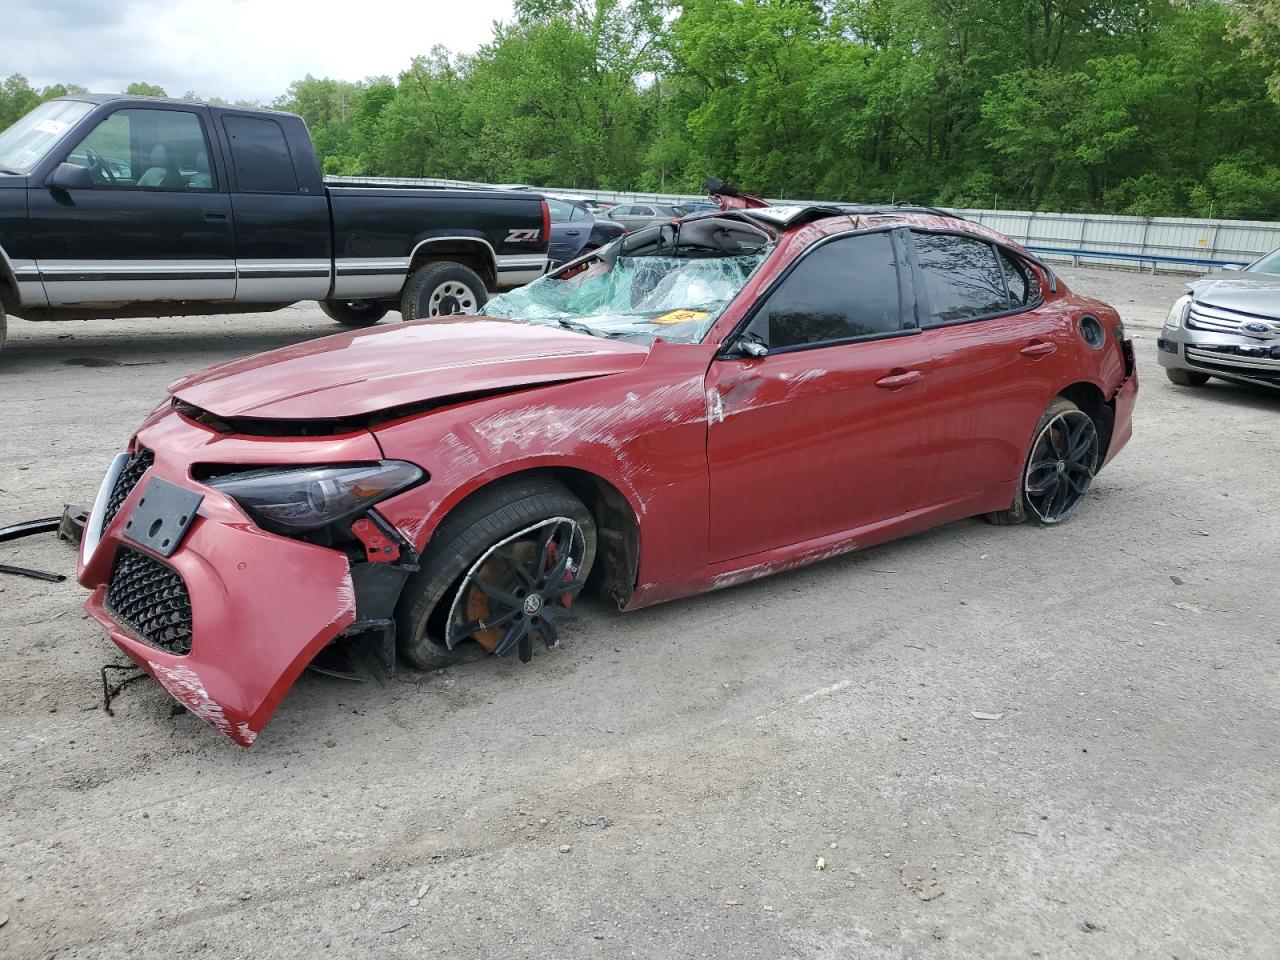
<box><xmin>1158</xmin><ymin>249</ymin><xmax>1280</xmax><ymax>390</ymax></box>
<box><xmin>604</xmin><ymin>202</ymin><xmax>688</xmax><ymax>232</ymax></box>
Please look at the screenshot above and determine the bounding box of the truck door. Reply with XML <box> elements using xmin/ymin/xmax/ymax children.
<box><xmin>28</xmin><ymin>105</ymin><xmax>236</xmax><ymax>305</ymax></box>
<box><xmin>217</xmin><ymin>113</ymin><xmax>332</xmax><ymax>302</ymax></box>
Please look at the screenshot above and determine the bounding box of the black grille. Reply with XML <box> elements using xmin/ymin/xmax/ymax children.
<box><xmin>102</xmin><ymin>447</ymin><xmax>154</xmax><ymax>529</ymax></box>
<box><xmin>105</xmin><ymin>547</ymin><xmax>193</xmax><ymax>655</ymax></box>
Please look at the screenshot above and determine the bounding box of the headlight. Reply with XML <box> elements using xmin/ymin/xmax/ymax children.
<box><xmin>207</xmin><ymin>461</ymin><xmax>423</xmax><ymax>533</ymax></box>
<box><xmin>1165</xmin><ymin>294</ymin><xmax>1191</xmax><ymax>329</ymax></box>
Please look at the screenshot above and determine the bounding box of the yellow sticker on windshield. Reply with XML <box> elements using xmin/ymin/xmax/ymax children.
<box><xmin>654</xmin><ymin>309</ymin><xmax>711</xmax><ymax>325</ymax></box>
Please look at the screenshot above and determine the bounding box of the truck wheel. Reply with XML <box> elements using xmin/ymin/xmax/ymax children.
<box><xmin>318</xmin><ymin>300</ymin><xmax>389</xmax><ymax>327</ymax></box>
<box><xmin>400</xmin><ymin>261</ymin><xmax>487</xmax><ymax>321</ymax></box>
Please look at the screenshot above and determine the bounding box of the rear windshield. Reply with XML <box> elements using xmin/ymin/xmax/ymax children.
<box><xmin>0</xmin><ymin>99</ymin><xmax>95</xmax><ymax>173</ymax></box>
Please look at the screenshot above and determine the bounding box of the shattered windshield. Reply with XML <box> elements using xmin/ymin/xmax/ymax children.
<box><xmin>480</xmin><ymin>218</ymin><xmax>773</xmax><ymax>344</ymax></box>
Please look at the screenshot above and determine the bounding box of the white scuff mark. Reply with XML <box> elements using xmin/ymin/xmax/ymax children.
<box><xmin>706</xmin><ymin>388</ymin><xmax>725</xmax><ymax>425</ymax></box>
<box><xmin>436</xmin><ymin>429</ymin><xmax>483</xmax><ymax>475</ymax></box>
<box><xmin>396</xmin><ymin>514</ymin><xmax>431</xmax><ymax>549</ymax></box>
<box><xmin>792</xmin><ymin>367</ymin><xmax>828</xmax><ymax>385</ymax></box>
<box><xmin>149</xmin><ymin>661</ymin><xmax>249</xmax><ymax>743</ymax></box>
<box><xmin>330</xmin><ymin>573</ymin><xmax>357</xmax><ymax>629</ymax></box>
<box><xmin>471</xmin><ymin>376</ymin><xmax>704</xmax><ymax>515</ymax></box>
<box><xmin>708</xmin><ymin>540</ymin><xmax>856</xmax><ymax>592</ymax></box>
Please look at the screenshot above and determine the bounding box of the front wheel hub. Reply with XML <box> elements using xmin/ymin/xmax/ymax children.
<box><xmin>445</xmin><ymin>517</ymin><xmax>586</xmax><ymax>662</ymax></box>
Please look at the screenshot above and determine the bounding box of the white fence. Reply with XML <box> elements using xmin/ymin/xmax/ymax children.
<box><xmin>330</xmin><ymin>176</ymin><xmax>1280</xmax><ymax>273</ymax></box>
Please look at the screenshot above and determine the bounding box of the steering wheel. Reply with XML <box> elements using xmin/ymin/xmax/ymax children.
<box><xmin>83</xmin><ymin>147</ymin><xmax>117</xmax><ymax>184</ymax></box>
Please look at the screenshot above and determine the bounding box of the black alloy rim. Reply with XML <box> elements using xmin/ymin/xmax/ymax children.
<box><xmin>1024</xmin><ymin>410</ymin><xmax>1099</xmax><ymax>523</ymax></box>
<box><xmin>447</xmin><ymin>518</ymin><xmax>584</xmax><ymax>662</ymax></box>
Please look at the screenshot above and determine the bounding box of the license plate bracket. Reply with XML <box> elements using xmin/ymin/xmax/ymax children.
<box><xmin>122</xmin><ymin>477</ymin><xmax>204</xmax><ymax>558</ymax></box>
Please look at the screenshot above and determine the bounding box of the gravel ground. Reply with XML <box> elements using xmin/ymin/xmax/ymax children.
<box><xmin>1</xmin><ymin>267</ymin><xmax>1276</xmax><ymax>960</ymax></box>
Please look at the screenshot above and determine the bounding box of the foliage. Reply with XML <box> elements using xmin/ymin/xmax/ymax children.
<box><xmin>5</xmin><ymin>0</ymin><xmax>1280</xmax><ymax>218</ymax></box>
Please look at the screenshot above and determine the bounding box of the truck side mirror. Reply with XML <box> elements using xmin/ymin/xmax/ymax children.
<box><xmin>47</xmin><ymin>162</ymin><xmax>93</xmax><ymax>192</ymax></box>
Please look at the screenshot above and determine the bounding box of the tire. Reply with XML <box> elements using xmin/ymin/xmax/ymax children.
<box><xmin>1166</xmin><ymin>367</ymin><xmax>1210</xmax><ymax>387</ymax></box>
<box><xmin>985</xmin><ymin>397</ymin><xmax>1100</xmax><ymax>526</ymax></box>
<box><xmin>318</xmin><ymin>300</ymin><xmax>389</xmax><ymax>327</ymax></box>
<box><xmin>0</xmin><ymin>301</ymin><xmax>7</xmax><ymax>355</ymax></box>
<box><xmin>396</xmin><ymin>477</ymin><xmax>597</xmax><ymax>671</ymax></box>
<box><xmin>400</xmin><ymin>261</ymin><xmax>488</xmax><ymax>321</ymax></box>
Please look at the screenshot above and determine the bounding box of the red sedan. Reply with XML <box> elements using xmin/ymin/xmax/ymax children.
<box><xmin>79</xmin><ymin>204</ymin><xmax>1138</xmax><ymax>746</ymax></box>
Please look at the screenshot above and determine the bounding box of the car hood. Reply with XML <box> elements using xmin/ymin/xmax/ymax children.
<box><xmin>169</xmin><ymin>317</ymin><xmax>650</xmax><ymax>420</ymax></box>
<box><xmin>1190</xmin><ymin>271</ymin><xmax>1280</xmax><ymax>317</ymax></box>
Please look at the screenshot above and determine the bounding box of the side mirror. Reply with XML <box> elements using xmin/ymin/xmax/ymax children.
<box><xmin>47</xmin><ymin>161</ymin><xmax>93</xmax><ymax>191</ymax></box>
<box><xmin>731</xmin><ymin>333</ymin><xmax>768</xmax><ymax>359</ymax></box>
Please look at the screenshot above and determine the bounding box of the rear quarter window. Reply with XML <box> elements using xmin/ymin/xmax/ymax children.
<box><xmin>222</xmin><ymin>115</ymin><xmax>299</xmax><ymax>194</ymax></box>
<box><xmin>914</xmin><ymin>232</ymin><xmax>1010</xmax><ymax>325</ymax></box>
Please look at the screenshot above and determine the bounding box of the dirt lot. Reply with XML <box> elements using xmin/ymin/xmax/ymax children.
<box><xmin>1</xmin><ymin>266</ymin><xmax>1277</xmax><ymax>960</ymax></box>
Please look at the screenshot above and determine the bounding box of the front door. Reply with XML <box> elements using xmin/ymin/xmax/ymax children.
<box><xmin>706</xmin><ymin>230</ymin><xmax>931</xmax><ymax>562</ymax></box>
<box><xmin>29</xmin><ymin>104</ymin><xmax>235</xmax><ymax>305</ymax></box>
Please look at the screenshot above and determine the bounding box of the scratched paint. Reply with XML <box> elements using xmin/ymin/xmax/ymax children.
<box><xmin>149</xmin><ymin>661</ymin><xmax>258</xmax><ymax>746</ymax></box>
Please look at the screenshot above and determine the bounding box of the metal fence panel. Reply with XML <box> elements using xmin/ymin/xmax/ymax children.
<box><xmin>329</xmin><ymin>176</ymin><xmax>1280</xmax><ymax>273</ymax></box>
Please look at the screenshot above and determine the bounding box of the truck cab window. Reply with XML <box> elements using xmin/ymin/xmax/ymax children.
<box><xmin>222</xmin><ymin>115</ymin><xmax>298</xmax><ymax>194</ymax></box>
<box><xmin>65</xmin><ymin>109</ymin><xmax>214</xmax><ymax>191</ymax></box>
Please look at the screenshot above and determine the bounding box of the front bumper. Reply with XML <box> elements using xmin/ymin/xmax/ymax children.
<box><xmin>1157</xmin><ymin>324</ymin><xmax>1280</xmax><ymax>389</ymax></box>
<box><xmin>78</xmin><ymin>415</ymin><xmax>377</xmax><ymax>746</ymax></box>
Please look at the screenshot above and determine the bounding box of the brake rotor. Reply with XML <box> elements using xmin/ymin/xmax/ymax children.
<box><xmin>465</xmin><ymin>540</ymin><xmax>537</xmax><ymax>652</ymax></box>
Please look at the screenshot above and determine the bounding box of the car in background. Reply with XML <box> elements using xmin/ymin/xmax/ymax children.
<box><xmin>546</xmin><ymin>197</ymin><xmax>625</xmax><ymax>268</ymax></box>
<box><xmin>78</xmin><ymin>202</ymin><xmax>1136</xmax><ymax>747</ymax></box>
<box><xmin>604</xmin><ymin>202</ymin><xmax>688</xmax><ymax>232</ymax></box>
<box><xmin>1158</xmin><ymin>248</ymin><xmax>1280</xmax><ymax>390</ymax></box>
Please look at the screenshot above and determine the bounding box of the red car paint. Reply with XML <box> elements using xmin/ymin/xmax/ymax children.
<box><xmin>79</xmin><ymin>210</ymin><xmax>1137</xmax><ymax>746</ymax></box>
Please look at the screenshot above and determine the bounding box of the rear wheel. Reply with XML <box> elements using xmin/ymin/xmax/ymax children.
<box><xmin>1166</xmin><ymin>367</ymin><xmax>1210</xmax><ymax>387</ymax></box>
<box><xmin>0</xmin><ymin>301</ymin><xmax>7</xmax><ymax>355</ymax></box>
<box><xmin>318</xmin><ymin>300</ymin><xmax>389</xmax><ymax>327</ymax></box>
<box><xmin>986</xmin><ymin>397</ymin><xmax>1100</xmax><ymax>526</ymax></box>
<box><xmin>400</xmin><ymin>261</ymin><xmax>487</xmax><ymax>321</ymax></box>
<box><xmin>396</xmin><ymin>477</ymin><xmax>596</xmax><ymax>671</ymax></box>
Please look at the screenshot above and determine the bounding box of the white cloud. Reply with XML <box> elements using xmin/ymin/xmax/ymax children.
<box><xmin>5</xmin><ymin>0</ymin><xmax>516</xmax><ymax>102</ymax></box>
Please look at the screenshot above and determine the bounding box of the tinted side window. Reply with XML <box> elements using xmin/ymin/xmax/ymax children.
<box><xmin>65</xmin><ymin>108</ymin><xmax>213</xmax><ymax>190</ymax></box>
<box><xmin>1000</xmin><ymin>249</ymin><xmax>1040</xmax><ymax>306</ymax></box>
<box><xmin>752</xmin><ymin>232</ymin><xmax>903</xmax><ymax>350</ymax></box>
<box><xmin>914</xmin><ymin>233</ymin><xmax>1009</xmax><ymax>324</ymax></box>
<box><xmin>222</xmin><ymin>115</ymin><xmax>298</xmax><ymax>194</ymax></box>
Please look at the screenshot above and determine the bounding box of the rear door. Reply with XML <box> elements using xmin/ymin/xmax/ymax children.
<box><xmin>29</xmin><ymin>104</ymin><xmax>235</xmax><ymax>304</ymax></box>
<box><xmin>906</xmin><ymin>231</ymin><xmax>1065</xmax><ymax>506</ymax></box>
<box><xmin>706</xmin><ymin>230</ymin><xmax>932</xmax><ymax>561</ymax></box>
<box><xmin>218</xmin><ymin>113</ymin><xmax>332</xmax><ymax>302</ymax></box>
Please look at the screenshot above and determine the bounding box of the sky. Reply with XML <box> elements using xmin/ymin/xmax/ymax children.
<box><xmin>4</xmin><ymin>0</ymin><xmax>517</xmax><ymax>103</ymax></box>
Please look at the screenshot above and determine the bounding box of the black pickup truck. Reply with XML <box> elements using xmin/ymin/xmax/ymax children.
<box><xmin>0</xmin><ymin>95</ymin><xmax>550</xmax><ymax>352</ymax></box>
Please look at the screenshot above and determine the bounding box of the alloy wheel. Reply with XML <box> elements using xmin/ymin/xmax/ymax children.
<box><xmin>1024</xmin><ymin>410</ymin><xmax>1099</xmax><ymax>523</ymax></box>
<box><xmin>444</xmin><ymin>518</ymin><xmax>586</xmax><ymax>662</ymax></box>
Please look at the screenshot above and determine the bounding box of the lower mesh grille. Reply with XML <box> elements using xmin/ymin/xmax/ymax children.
<box><xmin>105</xmin><ymin>547</ymin><xmax>193</xmax><ymax>655</ymax></box>
<box><xmin>102</xmin><ymin>447</ymin><xmax>154</xmax><ymax>529</ymax></box>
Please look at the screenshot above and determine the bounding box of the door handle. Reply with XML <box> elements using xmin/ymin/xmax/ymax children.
<box><xmin>1020</xmin><ymin>340</ymin><xmax>1056</xmax><ymax>357</ymax></box>
<box><xmin>875</xmin><ymin>369</ymin><xmax>924</xmax><ymax>390</ymax></box>
<box><xmin>565</xmin><ymin>230</ymin><xmax>580</xmax><ymax>236</ymax></box>
<box><xmin>203</xmin><ymin>210</ymin><xmax>229</xmax><ymax>222</ymax></box>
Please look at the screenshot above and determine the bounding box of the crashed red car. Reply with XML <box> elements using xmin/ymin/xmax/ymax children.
<box><xmin>79</xmin><ymin>202</ymin><xmax>1138</xmax><ymax>746</ymax></box>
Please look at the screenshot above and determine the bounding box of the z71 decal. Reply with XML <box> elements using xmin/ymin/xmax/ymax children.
<box><xmin>506</xmin><ymin>229</ymin><xmax>543</xmax><ymax>244</ymax></box>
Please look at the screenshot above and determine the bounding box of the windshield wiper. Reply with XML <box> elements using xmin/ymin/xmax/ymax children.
<box><xmin>0</xmin><ymin>166</ymin><xmax>21</xmax><ymax>175</ymax></box>
<box><xmin>556</xmin><ymin>318</ymin><xmax>609</xmax><ymax>338</ymax></box>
